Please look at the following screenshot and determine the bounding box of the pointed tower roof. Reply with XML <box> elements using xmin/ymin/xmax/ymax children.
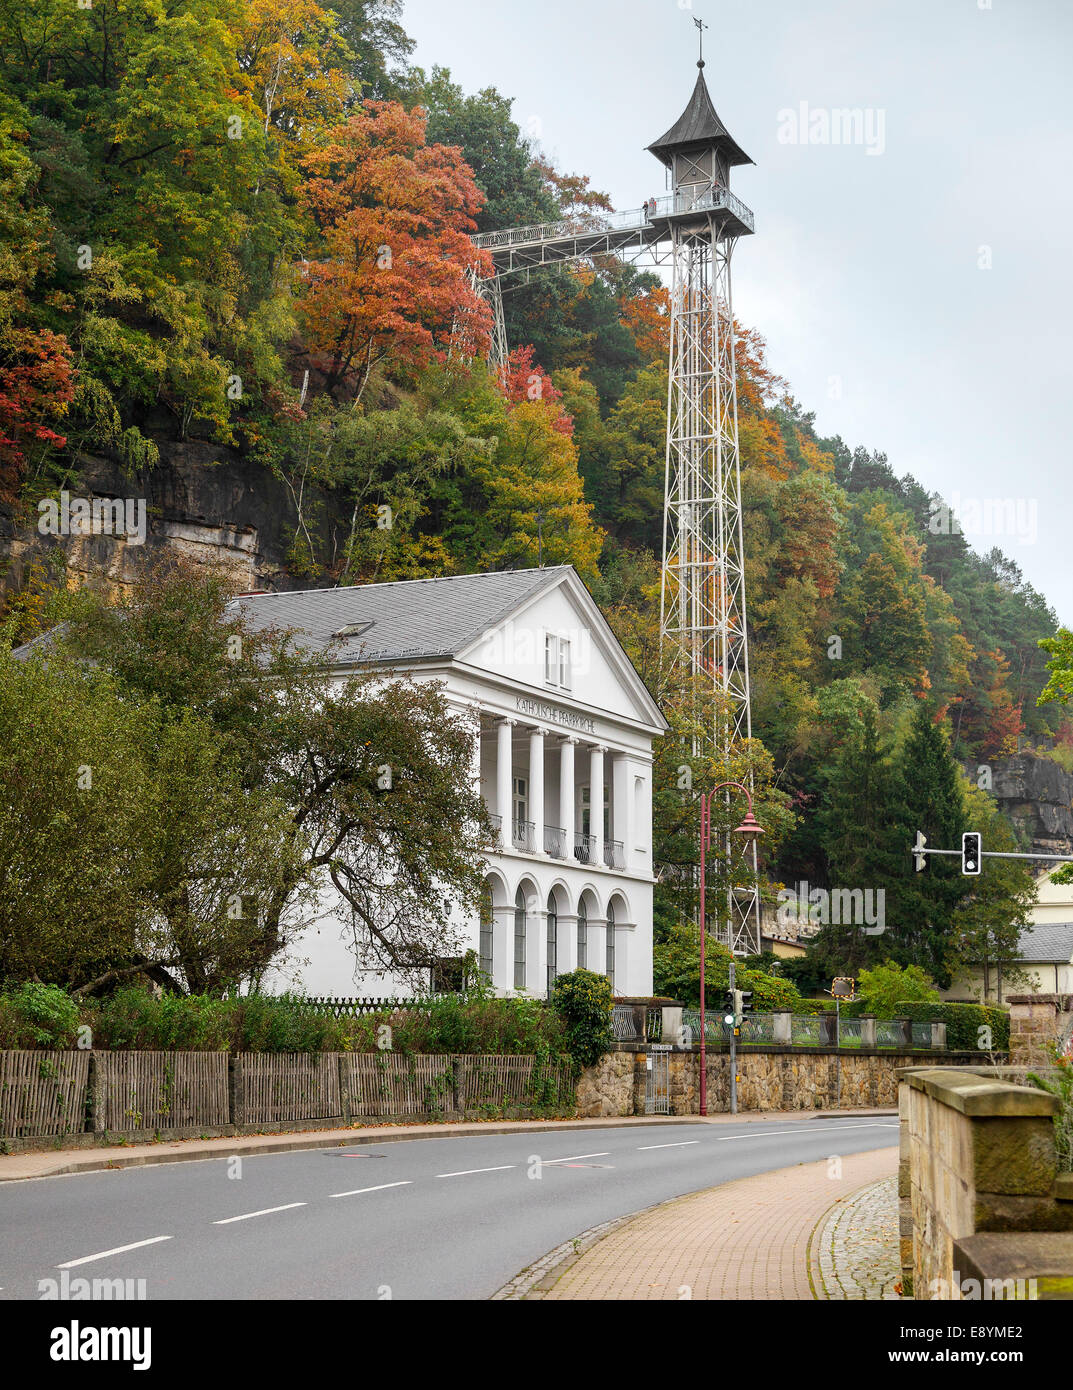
<box><xmin>647</xmin><ymin>62</ymin><xmax>753</xmax><ymax>168</ymax></box>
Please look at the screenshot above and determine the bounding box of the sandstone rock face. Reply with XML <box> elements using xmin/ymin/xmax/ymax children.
<box><xmin>2</xmin><ymin>443</ymin><xmax>348</xmax><ymax>602</ymax></box>
<box><xmin>965</xmin><ymin>755</ymin><xmax>1073</xmax><ymax>856</ymax></box>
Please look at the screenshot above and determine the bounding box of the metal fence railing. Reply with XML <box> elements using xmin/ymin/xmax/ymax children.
<box><xmin>611</xmin><ymin>1004</ymin><xmax>641</xmax><ymax>1042</ymax></box>
<box><xmin>837</xmin><ymin>1017</ymin><xmax>865</xmax><ymax>1048</ymax></box>
<box><xmin>875</xmin><ymin>1019</ymin><xmax>902</xmax><ymax>1049</ymax></box>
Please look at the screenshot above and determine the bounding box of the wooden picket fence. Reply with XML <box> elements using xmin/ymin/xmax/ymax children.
<box><xmin>0</xmin><ymin>1050</ymin><xmax>91</xmax><ymax>1138</ymax></box>
<box><xmin>0</xmin><ymin>1050</ymin><xmax>576</xmax><ymax>1142</ymax></box>
<box><xmin>93</xmin><ymin>1052</ymin><xmax>229</xmax><ymax>1132</ymax></box>
<box><xmin>341</xmin><ymin>1054</ymin><xmax>455</xmax><ymax>1119</ymax></box>
<box><xmin>234</xmin><ymin>1053</ymin><xmax>342</xmax><ymax>1126</ymax></box>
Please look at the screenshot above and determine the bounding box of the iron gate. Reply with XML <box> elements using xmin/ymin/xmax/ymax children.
<box><xmin>645</xmin><ymin>1047</ymin><xmax>670</xmax><ymax>1115</ymax></box>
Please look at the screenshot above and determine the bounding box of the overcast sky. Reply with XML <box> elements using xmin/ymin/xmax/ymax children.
<box><xmin>400</xmin><ymin>0</ymin><xmax>1072</xmax><ymax>626</ymax></box>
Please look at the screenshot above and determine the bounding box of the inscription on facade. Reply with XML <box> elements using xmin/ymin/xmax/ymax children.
<box><xmin>514</xmin><ymin>696</ymin><xmax>596</xmax><ymax>734</ymax></box>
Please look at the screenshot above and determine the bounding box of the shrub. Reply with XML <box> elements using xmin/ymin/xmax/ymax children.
<box><xmin>1029</xmin><ymin>1051</ymin><xmax>1073</xmax><ymax>1173</ymax></box>
<box><xmin>0</xmin><ymin>983</ymin><xmax>80</xmax><ymax>1047</ymax></box>
<box><xmin>550</xmin><ymin>969</ymin><xmax>614</xmax><ymax>1070</ymax></box>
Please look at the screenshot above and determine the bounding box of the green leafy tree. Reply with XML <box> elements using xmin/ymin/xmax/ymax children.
<box><xmin>856</xmin><ymin>962</ymin><xmax>939</xmax><ymax>1017</ymax></box>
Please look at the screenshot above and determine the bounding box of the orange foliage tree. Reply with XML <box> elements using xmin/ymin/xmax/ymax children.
<box><xmin>297</xmin><ymin>101</ymin><xmax>492</xmax><ymax>400</ymax></box>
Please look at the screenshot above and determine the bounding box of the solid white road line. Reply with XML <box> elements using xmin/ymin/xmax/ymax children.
<box><xmin>213</xmin><ymin>1203</ymin><xmax>306</xmax><ymax>1224</ymax></box>
<box><xmin>436</xmin><ymin>1166</ymin><xmax>516</xmax><ymax>1178</ymax></box>
<box><xmin>58</xmin><ymin>1236</ymin><xmax>172</xmax><ymax>1268</ymax></box>
<box><xmin>542</xmin><ymin>1152</ymin><xmax>611</xmax><ymax>1164</ymax></box>
<box><xmin>637</xmin><ymin>1141</ymin><xmax>700</xmax><ymax>1150</ymax></box>
<box><xmin>329</xmin><ymin>1181</ymin><xmax>412</xmax><ymax>1199</ymax></box>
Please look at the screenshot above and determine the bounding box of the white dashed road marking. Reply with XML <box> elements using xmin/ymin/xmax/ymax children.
<box><xmin>58</xmin><ymin>1236</ymin><xmax>172</xmax><ymax>1268</ymax></box>
<box><xmin>213</xmin><ymin>1203</ymin><xmax>307</xmax><ymax>1224</ymax></box>
<box><xmin>437</xmin><ymin>1166</ymin><xmax>516</xmax><ymax>1178</ymax></box>
<box><xmin>542</xmin><ymin>1152</ymin><xmax>611</xmax><ymax>1164</ymax></box>
<box><xmin>330</xmin><ymin>1181</ymin><xmax>412</xmax><ymax>1199</ymax></box>
<box><xmin>637</xmin><ymin>1141</ymin><xmax>700</xmax><ymax>1150</ymax></box>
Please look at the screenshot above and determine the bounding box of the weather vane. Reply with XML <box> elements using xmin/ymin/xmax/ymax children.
<box><xmin>694</xmin><ymin>15</ymin><xmax>708</xmax><ymax>66</ymax></box>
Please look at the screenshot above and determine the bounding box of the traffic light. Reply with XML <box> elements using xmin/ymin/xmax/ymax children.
<box><xmin>962</xmin><ymin>831</ymin><xmax>982</xmax><ymax>875</ymax></box>
<box><xmin>722</xmin><ymin>990</ymin><xmax>735</xmax><ymax>1026</ymax></box>
<box><xmin>738</xmin><ymin>990</ymin><xmax>753</xmax><ymax>1016</ymax></box>
<box><xmin>731</xmin><ymin>989</ymin><xmax>744</xmax><ymax>1026</ymax></box>
<box><xmin>913</xmin><ymin>830</ymin><xmax>927</xmax><ymax>873</ymax></box>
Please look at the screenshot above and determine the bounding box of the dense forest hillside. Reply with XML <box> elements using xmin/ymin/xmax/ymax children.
<box><xmin>2</xmin><ymin>0</ymin><xmax>1069</xmax><ymax>986</ymax></box>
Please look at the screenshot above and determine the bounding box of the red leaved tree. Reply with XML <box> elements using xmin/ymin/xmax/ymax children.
<box><xmin>297</xmin><ymin>100</ymin><xmax>493</xmax><ymax>401</ymax></box>
<box><xmin>0</xmin><ymin>329</ymin><xmax>75</xmax><ymax>506</ymax></box>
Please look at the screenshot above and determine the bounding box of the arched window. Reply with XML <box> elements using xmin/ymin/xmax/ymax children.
<box><xmin>605</xmin><ymin>902</ymin><xmax>616</xmax><ymax>990</ymax></box>
<box><xmin>513</xmin><ymin>888</ymin><xmax>527</xmax><ymax>991</ymax></box>
<box><xmin>546</xmin><ymin>895</ymin><xmax>558</xmax><ymax>996</ymax></box>
<box><xmin>577</xmin><ymin>899</ymin><xmax>587</xmax><ymax>970</ymax></box>
<box><xmin>479</xmin><ymin>883</ymin><xmax>494</xmax><ymax>980</ymax></box>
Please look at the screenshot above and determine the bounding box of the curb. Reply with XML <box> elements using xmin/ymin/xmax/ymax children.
<box><xmin>0</xmin><ymin>1107</ymin><xmax>898</xmax><ymax>1183</ymax></box>
<box><xmin>0</xmin><ymin>1115</ymin><xmax>707</xmax><ymax>1182</ymax></box>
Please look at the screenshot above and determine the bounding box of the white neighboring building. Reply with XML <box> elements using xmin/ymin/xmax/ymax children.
<box><xmin>241</xmin><ymin>566</ymin><xmax>666</xmax><ymax>1000</ymax></box>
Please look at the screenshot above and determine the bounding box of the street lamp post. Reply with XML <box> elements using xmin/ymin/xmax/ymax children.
<box><xmin>698</xmin><ymin>782</ymin><xmax>765</xmax><ymax>1117</ymax></box>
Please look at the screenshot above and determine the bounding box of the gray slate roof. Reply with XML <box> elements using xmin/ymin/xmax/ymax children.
<box><xmin>1016</xmin><ymin>923</ymin><xmax>1073</xmax><ymax>962</ymax></box>
<box><xmin>648</xmin><ymin>65</ymin><xmax>753</xmax><ymax>167</ymax></box>
<box><xmin>227</xmin><ymin>567</ymin><xmax>569</xmax><ymax>665</ymax></box>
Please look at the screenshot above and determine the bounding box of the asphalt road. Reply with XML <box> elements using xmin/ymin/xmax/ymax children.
<box><xmin>0</xmin><ymin>1116</ymin><xmax>898</xmax><ymax>1300</ymax></box>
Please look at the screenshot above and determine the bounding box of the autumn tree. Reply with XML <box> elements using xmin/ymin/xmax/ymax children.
<box><xmin>297</xmin><ymin>100</ymin><xmax>491</xmax><ymax>400</ymax></box>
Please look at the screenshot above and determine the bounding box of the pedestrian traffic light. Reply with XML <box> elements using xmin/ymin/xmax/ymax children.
<box><xmin>962</xmin><ymin>831</ymin><xmax>982</xmax><ymax>875</ymax></box>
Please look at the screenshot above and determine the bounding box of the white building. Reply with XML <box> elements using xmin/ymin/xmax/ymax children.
<box><xmin>943</xmin><ymin>870</ymin><xmax>1073</xmax><ymax>1003</ymax></box>
<box><xmin>241</xmin><ymin>567</ymin><xmax>666</xmax><ymax>999</ymax></box>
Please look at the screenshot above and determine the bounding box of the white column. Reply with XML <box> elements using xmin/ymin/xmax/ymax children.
<box><xmin>496</xmin><ymin>718</ymin><xmax>514</xmax><ymax>851</ymax></box>
<box><xmin>559</xmin><ymin>736</ymin><xmax>576</xmax><ymax>859</ymax></box>
<box><xmin>589</xmin><ymin>744</ymin><xmax>606</xmax><ymax>867</ymax></box>
<box><xmin>611</xmin><ymin>752</ymin><xmax>629</xmax><ymax>870</ymax></box>
<box><xmin>529</xmin><ymin>727</ymin><xmax>544</xmax><ymax>855</ymax></box>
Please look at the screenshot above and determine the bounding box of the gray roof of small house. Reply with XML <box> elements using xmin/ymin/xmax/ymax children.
<box><xmin>226</xmin><ymin>567</ymin><xmax>570</xmax><ymax>665</ymax></box>
<box><xmin>1016</xmin><ymin>923</ymin><xmax>1073</xmax><ymax>963</ymax></box>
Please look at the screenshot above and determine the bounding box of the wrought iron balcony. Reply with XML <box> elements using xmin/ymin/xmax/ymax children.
<box><xmin>489</xmin><ymin>813</ymin><xmax>502</xmax><ymax>833</ymax></box>
<box><xmin>512</xmin><ymin>819</ymin><xmax>536</xmax><ymax>853</ymax></box>
<box><xmin>544</xmin><ymin>825</ymin><xmax>566</xmax><ymax>859</ymax></box>
<box><xmin>603</xmin><ymin>839</ymin><xmax>625</xmax><ymax>870</ymax></box>
<box><xmin>573</xmin><ymin>832</ymin><xmax>596</xmax><ymax>865</ymax></box>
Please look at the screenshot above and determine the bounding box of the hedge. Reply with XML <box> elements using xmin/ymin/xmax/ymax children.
<box><xmin>892</xmin><ymin>1000</ymin><xmax>1009</xmax><ymax>1052</ymax></box>
<box><xmin>0</xmin><ymin>986</ymin><xmax>572</xmax><ymax>1062</ymax></box>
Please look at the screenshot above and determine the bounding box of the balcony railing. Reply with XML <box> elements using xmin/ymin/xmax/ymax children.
<box><xmin>544</xmin><ymin>825</ymin><xmax>566</xmax><ymax>858</ymax></box>
<box><xmin>489</xmin><ymin>813</ymin><xmax>502</xmax><ymax>834</ymax></box>
<box><xmin>512</xmin><ymin>819</ymin><xmax>536</xmax><ymax>853</ymax></box>
<box><xmin>574</xmin><ymin>832</ymin><xmax>596</xmax><ymax>865</ymax></box>
<box><xmin>603</xmin><ymin>839</ymin><xmax>625</xmax><ymax>870</ymax></box>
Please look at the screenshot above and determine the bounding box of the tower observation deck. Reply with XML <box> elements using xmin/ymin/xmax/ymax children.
<box><xmin>469</xmin><ymin>54</ymin><xmax>762</xmax><ymax>954</ymax></box>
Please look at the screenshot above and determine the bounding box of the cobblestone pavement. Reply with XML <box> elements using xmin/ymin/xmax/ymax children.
<box><xmin>810</xmin><ymin>1174</ymin><xmax>902</xmax><ymax>1299</ymax></box>
<box><xmin>514</xmin><ymin>1146</ymin><xmax>898</xmax><ymax>1300</ymax></box>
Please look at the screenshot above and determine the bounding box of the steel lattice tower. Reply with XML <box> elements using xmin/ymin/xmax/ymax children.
<box><xmin>469</xmin><ymin>55</ymin><xmax>761</xmax><ymax>953</ymax></box>
<box><xmin>649</xmin><ymin>58</ymin><xmax>761</xmax><ymax>955</ymax></box>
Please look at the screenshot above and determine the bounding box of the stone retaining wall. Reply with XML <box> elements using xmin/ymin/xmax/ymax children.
<box><xmin>575</xmin><ymin>1045</ymin><xmax>984</xmax><ymax>1119</ymax></box>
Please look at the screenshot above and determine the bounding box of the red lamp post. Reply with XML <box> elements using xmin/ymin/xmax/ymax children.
<box><xmin>698</xmin><ymin>781</ymin><xmax>765</xmax><ymax>1117</ymax></box>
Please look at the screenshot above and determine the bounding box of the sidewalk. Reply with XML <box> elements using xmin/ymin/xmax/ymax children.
<box><xmin>0</xmin><ymin>1107</ymin><xmax>894</xmax><ymax>1182</ymax></box>
<box><xmin>510</xmin><ymin>1145</ymin><xmax>899</xmax><ymax>1300</ymax></box>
